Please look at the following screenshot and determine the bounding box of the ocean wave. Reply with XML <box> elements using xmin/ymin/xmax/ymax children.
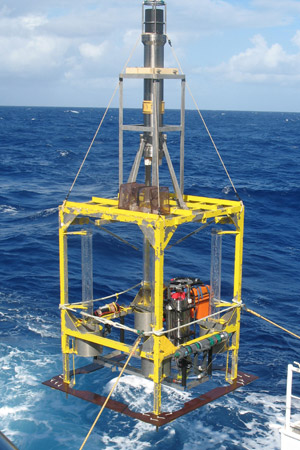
<box><xmin>14</xmin><ymin>366</ymin><xmax>39</xmax><ymax>387</ymax></box>
<box><xmin>29</xmin><ymin>207</ymin><xmax>58</xmax><ymax>219</ymax></box>
<box><xmin>95</xmin><ymin>387</ymin><xmax>285</xmax><ymax>450</ymax></box>
<box><xmin>1</xmin><ymin>106</ymin><xmax>299</xmax><ymax>449</ymax></box>
<box><xmin>101</xmin><ymin>422</ymin><xmax>161</xmax><ymax>450</ymax></box>
<box><xmin>0</xmin><ymin>205</ymin><xmax>18</xmax><ymax>215</ymax></box>
<box><xmin>0</xmin><ymin>405</ymin><xmax>29</xmax><ymax>419</ymax></box>
<box><xmin>26</xmin><ymin>322</ymin><xmax>59</xmax><ymax>339</ymax></box>
<box><xmin>58</xmin><ymin>149</ymin><xmax>70</xmax><ymax>157</ymax></box>
<box><xmin>106</xmin><ymin>374</ymin><xmax>192</xmax><ymax>414</ymax></box>
<box><xmin>64</xmin><ymin>110</ymin><xmax>80</xmax><ymax>114</ymax></box>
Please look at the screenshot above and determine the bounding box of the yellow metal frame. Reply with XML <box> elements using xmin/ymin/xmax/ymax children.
<box><xmin>59</xmin><ymin>193</ymin><xmax>244</xmax><ymax>415</ymax></box>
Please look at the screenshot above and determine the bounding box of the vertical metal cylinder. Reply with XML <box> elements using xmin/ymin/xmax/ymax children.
<box><xmin>81</xmin><ymin>231</ymin><xmax>93</xmax><ymax>315</ymax></box>
<box><xmin>142</xmin><ymin>34</ymin><xmax>165</xmax><ymax>130</ymax></box>
<box><xmin>210</xmin><ymin>229</ymin><xmax>222</xmax><ymax>315</ymax></box>
<box><xmin>142</xmin><ymin>4</ymin><xmax>166</xmax><ymax>185</ymax></box>
<box><xmin>140</xmin><ymin>2</ymin><xmax>167</xmax><ymax>320</ymax></box>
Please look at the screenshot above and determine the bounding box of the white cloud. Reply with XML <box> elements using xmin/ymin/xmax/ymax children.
<box><xmin>0</xmin><ymin>10</ymin><xmax>68</xmax><ymax>78</ymax></box>
<box><xmin>168</xmin><ymin>0</ymin><xmax>295</xmax><ymax>35</ymax></box>
<box><xmin>1</xmin><ymin>0</ymin><xmax>300</xmax><ymax>109</ymax></box>
<box><xmin>21</xmin><ymin>14</ymin><xmax>47</xmax><ymax>30</ymax></box>
<box><xmin>79</xmin><ymin>42</ymin><xmax>107</xmax><ymax>60</ymax></box>
<box><xmin>0</xmin><ymin>3</ymin><xmax>138</xmax><ymax>84</ymax></box>
<box><xmin>292</xmin><ymin>30</ymin><xmax>300</xmax><ymax>48</ymax></box>
<box><xmin>252</xmin><ymin>0</ymin><xmax>300</xmax><ymax>11</ymax></box>
<box><xmin>0</xmin><ymin>35</ymin><xmax>69</xmax><ymax>77</ymax></box>
<box><xmin>196</xmin><ymin>33</ymin><xmax>300</xmax><ymax>84</ymax></box>
<box><xmin>0</xmin><ymin>12</ymin><xmax>47</xmax><ymax>36</ymax></box>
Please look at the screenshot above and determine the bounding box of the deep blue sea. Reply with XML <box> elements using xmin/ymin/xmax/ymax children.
<box><xmin>1</xmin><ymin>106</ymin><xmax>300</xmax><ymax>450</ymax></box>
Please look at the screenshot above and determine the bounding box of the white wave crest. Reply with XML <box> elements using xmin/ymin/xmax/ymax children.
<box><xmin>30</xmin><ymin>207</ymin><xmax>58</xmax><ymax>219</ymax></box>
<box><xmin>0</xmin><ymin>405</ymin><xmax>29</xmax><ymax>418</ymax></box>
<box><xmin>0</xmin><ymin>205</ymin><xmax>18</xmax><ymax>215</ymax></box>
<box><xmin>64</xmin><ymin>110</ymin><xmax>79</xmax><ymax>114</ymax></box>
<box><xmin>59</xmin><ymin>150</ymin><xmax>70</xmax><ymax>157</ymax></box>
<box><xmin>106</xmin><ymin>374</ymin><xmax>192</xmax><ymax>414</ymax></box>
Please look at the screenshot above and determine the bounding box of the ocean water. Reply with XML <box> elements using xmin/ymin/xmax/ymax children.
<box><xmin>0</xmin><ymin>106</ymin><xmax>300</xmax><ymax>450</ymax></box>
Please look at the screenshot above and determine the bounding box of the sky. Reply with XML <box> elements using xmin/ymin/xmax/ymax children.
<box><xmin>1</xmin><ymin>0</ymin><xmax>300</xmax><ymax>112</ymax></box>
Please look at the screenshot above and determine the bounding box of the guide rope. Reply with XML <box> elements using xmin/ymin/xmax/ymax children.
<box><xmin>80</xmin><ymin>309</ymin><xmax>139</xmax><ymax>334</ymax></box>
<box><xmin>97</xmin><ymin>225</ymin><xmax>140</xmax><ymax>251</ymax></box>
<box><xmin>78</xmin><ymin>335</ymin><xmax>142</xmax><ymax>450</ymax></box>
<box><xmin>167</xmin><ymin>36</ymin><xmax>242</xmax><ymax>203</ymax></box>
<box><xmin>62</xmin><ymin>35</ymin><xmax>140</xmax><ymax>209</ymax></box>
<box><xmin>63</xmin><ymin>301</ymin><xmax>300</xmax><ymax>342</ymax></box>
<box><xmin>62</xmin><ymin>302</ymin><xmax>241</xmax><ymax>337</ymax></box>
<box><xmin>64</xmin><ymin>281</ymin><xmax>142</xmax><ymax>307</ymax></box>
<box><xmin>244</xmin><ymin>307</ymin><xmax>300</xmax><ymax>341</ymax></box>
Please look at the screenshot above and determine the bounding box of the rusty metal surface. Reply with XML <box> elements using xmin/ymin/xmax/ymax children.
<box><xmin>43</xmin><ymin>369</ymin><xmax>258</xmax><ymax>427</ymax></box>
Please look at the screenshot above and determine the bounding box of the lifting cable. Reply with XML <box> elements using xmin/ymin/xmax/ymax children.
<box><xmin>97</xmin><ymin>225</ymin><xmax>140</xmax><ymax>251</ymax></box>
<box><xmin>244</xmin><ymin>307</ymin><xmax>300</xmax><ymax>341</ymax></box>
<box><xmin>65</xmin><ymin>281</ymin><xmax>142</xmax><ymax>307</ymax></box>
<box><xmin>78</xmin><ymin>335</ymin><xmax>142</xmax><ymax>450</ymax></box>
<box><xmin>166</xmin><ymin>219</ymin><xmax>215</xmax><ymax>250</ymax></box>
<box><xmin>167</xmin><ymin>37</ymin><xmax>242</xmax><ymax>203</ymax></box>
<box><xmin>62</xmin><ymin>83</ymin><xmax>118</xmax><ymax>209</ymax></box>
<box><xmin>62</xmin><ymin>35</ymin><xmax>140</xmax><ymax>209</ymax></box>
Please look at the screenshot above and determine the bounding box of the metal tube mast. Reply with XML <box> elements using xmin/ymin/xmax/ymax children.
<box><xmin>142</xmin><ymin>0</ymin><xmax>166</xmax><ymax>187</ymax></box>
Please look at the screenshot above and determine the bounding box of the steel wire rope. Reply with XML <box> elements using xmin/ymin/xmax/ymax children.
<box><xmin>67</xmin><ymin>281</ymin><xmax>142</xmax><ymax>306</ymax></box>
<box><xmin>244</xmin><ymin>307</ymin><xmax>300</xmax><ymax>340</ymax></box>
<box><xmin>166</xmin><ymin>219</ymin><xmax>215</xmax><ymax>250</ymax></box>
<box><xmin>62</xmin><ymin>305</ymin><xmax>139</xmax><ymax>334</ymax></box>
<box><xmin>78</xmin><ymin>335</ymin><xmax>142</xmax><ymax>450</ymax></box>
<box><xmin>167</xmin><ymin>36</ymin><xmax>242</xmax><ymax>203</ymax></box>
<box><xmin>61</xmin><ymin>302</ymin><xmax>241</xmax><ymax>337</ymax></box>
<box><xmin>62</xmin><ymin>35</ymin><xmax>141</xmax><ymax>208</ymax></box>
<box><xmin>97</xmin><ymin>225</ymin><xmax>140</xmax><ymax>251</ymax></box>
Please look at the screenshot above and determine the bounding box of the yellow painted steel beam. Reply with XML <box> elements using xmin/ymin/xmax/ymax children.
<box><xmin>153</xmin><ymin>219</ymin><xmax>165</xmax><ymax>332</ymax></box>
<box><xmin>152</xmin><ymin>218</ymin><xmax>166</xmax><ymax>415</ymax></box>
<box><xmin>139</xmin><ymin>335</ymin><xmax>177</xmax><ymax>361</ymax></box>
<box><xmin>138</xmin><ymin>322</ymin><xmax>239</xmax><ymax>364</ymax></box>
<box><xmin>60</xmin><ymin>196</ymin><xmax>243</xmax><ymax>228</ymax></box>
<box><xmin>91</xmin><ymin>193</ymin><xmax>241</xmax><ymax>209</ymax></box>
<box><xmin>59</xmin><ymin>206</ymin><xmax>78</xmax><ymax>231</ymax></box>
<box><xmin>59</xmin><ymin>209</ymin><xmax>71</xmax><ymax>384</ymax></box>
<box><xmin>64</xmin><ymin>328</ymin><xmax>133</xmax><ymax>354</ymax></box>
<box><xmin>153</xmin><ymin>374</ymin><xmax>162</xmax><ymax>415</ymax></box>
<box><xmin>233</xmin><ymin>209</ymin><xmax>244</xmax><ymax>303</ymax></box>
<box><xmin>91</xmin><ymin>197</ymin><xmax>119</xmax><ymax>205</ymax></box>
<box><xmin>163</xmin><ymin>225</ymin><xmax>177</xmax><ymax>249</ymax></box>
<box><xmin>170</xmin><ymin>192</ymin><xmax>241</xmax><ymax>206</ymax></box>
<box><xmin>226</xmin><ymin>208</ymin><xmax>244</xmax><ymax>382</ymax></box>
<box><xmin>66</xmin><ymin>231</ymin><xmax>88</xmax><ymax>236</ymax></box>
